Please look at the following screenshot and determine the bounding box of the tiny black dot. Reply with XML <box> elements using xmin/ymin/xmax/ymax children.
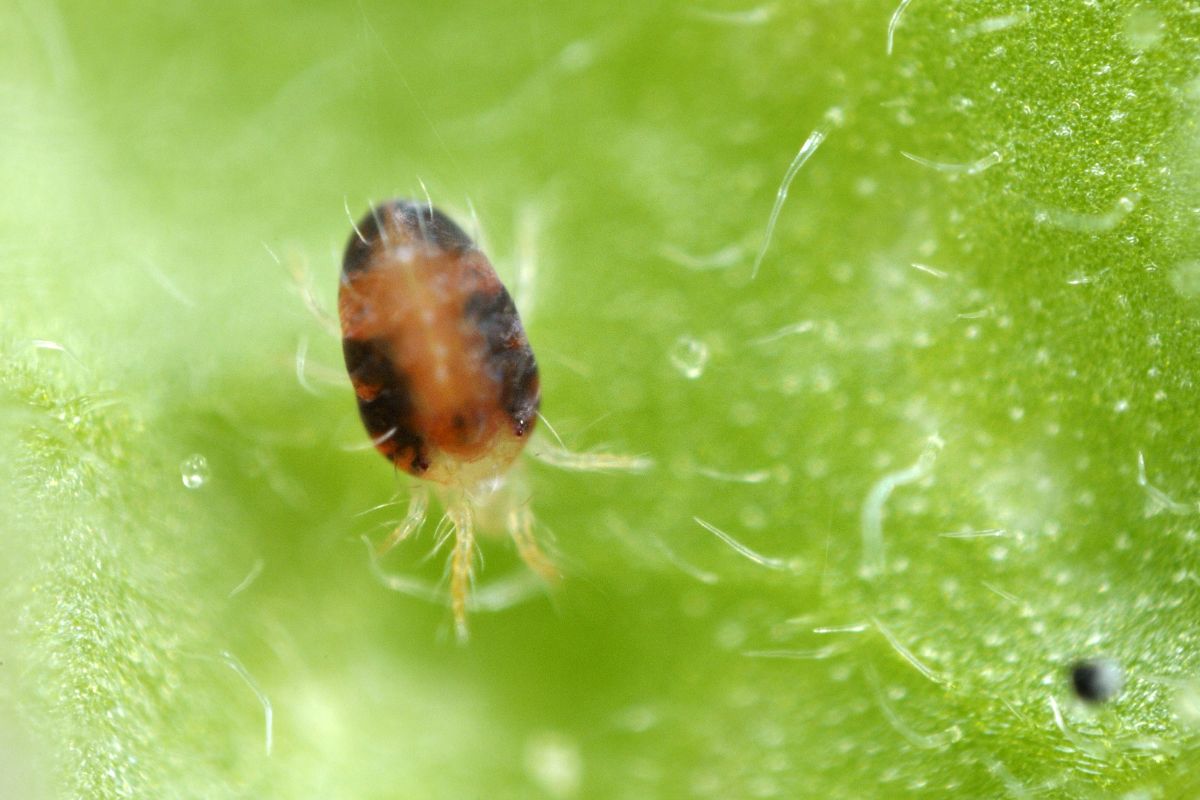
<box><xmin>1070</xmin><ymin>658</ymin><xmax>1124</xmax><ymax>704</ymax></box>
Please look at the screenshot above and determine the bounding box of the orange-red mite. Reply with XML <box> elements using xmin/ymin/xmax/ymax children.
<box><xmin>339</xmin><ymin>200</ymin><xmax>540</xmax><ymax>487</ymax></box>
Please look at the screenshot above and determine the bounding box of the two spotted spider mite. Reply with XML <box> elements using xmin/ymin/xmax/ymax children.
<box><xmin>337</xmin><ymin>199</ymin><xmax>647</xmax><ymax>641</ymax></box>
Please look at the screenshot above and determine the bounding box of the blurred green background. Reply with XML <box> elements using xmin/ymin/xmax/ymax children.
<box><xmin>3</xmin><ymin>0</ymin><xmax>1200</xmax><ymax>797</ymax></box>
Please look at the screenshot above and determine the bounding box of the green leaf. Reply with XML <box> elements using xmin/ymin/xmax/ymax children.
<box><xmin>4</xmin><ymin>0</ymin><xmax>1200</xmax><ymax>797</ymax></box>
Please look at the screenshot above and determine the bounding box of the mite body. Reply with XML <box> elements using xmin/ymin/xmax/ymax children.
<box><xmin>339</xmin><ymin>200</ymin><xmax>540</xmax><ymax>487</ymax></box>
<box><xmin>336</xmin><ymin>199</ymin><xmax>648</xmax><ymax>641</ymax></box>
<box><xmin>339</xmin><ymin>200</ymin><xmax>552</xmax><ymax>640</ymax></box>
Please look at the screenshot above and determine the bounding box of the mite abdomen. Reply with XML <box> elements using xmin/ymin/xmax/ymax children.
<box><xmin>338</xmin><ymin>200</ymin><xmax>539</xmax><ymax>486</ymax></box>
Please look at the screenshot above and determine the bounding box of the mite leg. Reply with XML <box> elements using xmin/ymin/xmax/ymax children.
<box><xmin>507</xmin><ymin>505</ymin><xmax>560</xmax><ymax>583</ymax></box>
<box><xmin>528</xmin><ymin>440</ymin><xmax>654</xmax><ymax>474</ymax></box>
<box><xmin>376</xmin><ymin>484</ymin><xmax>430</xmax><ymax>557</ymax></box>
<box><xmin>270</xmin><ymin>246</ymin><xmax>341</xmax><ymax>338</ymax></box>
<box><xmin>445</xmin><ymin>500</ymin><xmax>476</xmax><ymax>643</ymax></box>
<box><xmin>294</xmin><ymin>335</ymin><xmax>352</xmax><ymax>395</ymax></box>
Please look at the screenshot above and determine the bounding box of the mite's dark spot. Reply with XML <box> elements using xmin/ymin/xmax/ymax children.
<box><xmin>464</xmin><ymin>288</ymin><xmax>540</xmax><ymax>433</ymax></box>
<box><xmin>1070</xmin><ymin>658</ymin><xmax>1124</xmax><ymax>704</ymax></box>
<box><xmin>390</xmin><ymin>200</ymin><xmax>476</xmax><ymax>252</ymax></box>
<box><xmin>504</xmin><ymin>360</ymin><xmax>540</xmax><ymax>434</ymax></box>
<box><xmin>343</xmin><ymin>200</ymin><xmax>476</xmax><ymax>275</ymax></box>
<box><xmin>448</xmin><ymin>411</ymin><xmax>488</xmax><ymax>446</ymax></box>
<box><xmin>450</xmin><ymin>412</ymin><xmax>470</xmax><ymax>441</ymax></box>
<box><xmin>341</xmin><ymin>209</ymin><xmax>384</xmax><ymax>275</ymax></box>
<box><xmin>342</xmin><ymin>336</ymin><xmax>428</xmax><ymax>474</ymax></box>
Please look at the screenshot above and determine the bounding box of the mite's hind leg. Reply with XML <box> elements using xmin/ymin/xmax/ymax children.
<box><xmin>376</xmin><ymin>484</ymin><xmax>430</xmax><ymax>558</ymax></box>
<box><xmin>274</xmin><ymin>244</ymin><xmax>346</xmax><ymax>396</ymax></box>
<box><xmin>268</xmin><ymin>243</ymin><xmax>341</xmax><ymax>338</ymax></box>
<box><xmin>507</xmin><ymin>504</ymin><xmax>560</xmax><ymax>583</ymax></box>
<box><xmin>294</xmin><ymin>334</ymin><xmax>355</xmax><ymax>395</ymax></box>
<box><xmin>445</xmin><ymin>500</ymin><xmax>476</xmax><ymax>643</ymax></box>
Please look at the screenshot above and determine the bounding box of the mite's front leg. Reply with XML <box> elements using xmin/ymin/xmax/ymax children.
<box><xmin>507</xmin><ymin>503</ymin><xmax>560</xmax><ymax>584</ymax></box>
<box><xmin>375</xmin><ymin>484</ymin><xmax>430</xmax><ymax>557</ymax></box>
<box><xmin>445</xmin><ymin>500</ymin><xmax>476</xmax><ymax>644</ymax></box>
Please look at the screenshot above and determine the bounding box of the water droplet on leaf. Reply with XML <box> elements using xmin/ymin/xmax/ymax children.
<box><xmin>669</xmin><ymin>336</ymin><xmax>709</xmax><ymax>379</ymax></box>
<box><xmin>180</xmin><ymin>454</ymin><xmax>210</xmax><ymax>489</ymax></box>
